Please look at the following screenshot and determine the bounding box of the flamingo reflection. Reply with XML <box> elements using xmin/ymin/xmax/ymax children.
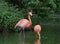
<box><xmin>34</xmin><ymin>38</ymin><xmax>41</xmax><ymax>44</ymax></box>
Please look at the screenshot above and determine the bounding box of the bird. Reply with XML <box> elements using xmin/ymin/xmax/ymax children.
<box><xmin>34</xmin><ymin>25</ymin><xmax>41</xmax><ymax>39</ymax></box>
<box><xmin>14</xmin><ymin>12</ymin><xmax>32</xmax><ymax>30</ymax></box>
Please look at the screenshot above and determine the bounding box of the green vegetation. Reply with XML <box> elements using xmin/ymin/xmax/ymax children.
<box><xmin>0</xmin><ymin>0</ymin><xmax>60</xmax><ymax>32</ymax></box>
<box><xmin>0</xmin><ymin>0</ymin><xmax>23</xmax><ymax>32</ymax></box>
<box><xmin>6</xmin><ymin>0</ymin><xmax>56</xmax><ymax>17</ymax></box>
<box><xmin>54</xmin><ymin>0</ymin><xmax>60</xmax><ymax>14</ymax></box>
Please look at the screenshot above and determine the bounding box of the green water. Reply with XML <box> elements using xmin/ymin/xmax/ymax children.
<box><xmin>0</xmin><ymin>29</ymin><xmax>60</xmax><ymax>44</ymax></box>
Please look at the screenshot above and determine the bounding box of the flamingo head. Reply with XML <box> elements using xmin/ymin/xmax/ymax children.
<box><xmin>28</xmin><ymin>12</ymin><xmax>32</xmax><ymax>16</ymax></box>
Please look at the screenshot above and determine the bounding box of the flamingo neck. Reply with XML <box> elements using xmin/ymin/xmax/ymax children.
<box><xmin>28</xmin><ymin>15</ymin><xmax>32</xmax><ymax>24</ymax></box>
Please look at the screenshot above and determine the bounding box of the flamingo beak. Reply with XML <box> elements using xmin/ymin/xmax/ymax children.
<box><xmin>28</xmin><ymin>12</ymin><xmax>32</xmax><ymax>16</ymax></box>
<box><xmin>30</xmin><ymin>13</ymin><xmax>32</xmax><ymax>16</ymax></box>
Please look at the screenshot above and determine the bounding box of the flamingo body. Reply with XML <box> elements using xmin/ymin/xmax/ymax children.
<box><xmin>15</xmin><ymin>12</ymin><xmax>32</xmax><ymax>30</ymax></box>
<box><xmin>15</xmin><ymin>19</ymin><xmax>32</xmax><ymax>28</ymax></box>
<box><xmin>34</xmin><ymin>25</ymin><xmax>41</xmax><ymax>33</ymax></box>
<box><xmin>34</xmin><ymin>25</ymin><xmax>41</xmax><ymax>39</ymax></box>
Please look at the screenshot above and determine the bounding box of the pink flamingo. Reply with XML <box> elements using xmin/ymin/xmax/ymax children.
<box><xmin>14</xmin><ymin>12</ymin><xmax>32</xmax><ymax>30</ymax></box>
<box><xmin>34</xmin><ymin>25</ymin><xmax>41</xmax><ymax>39</ymax></box>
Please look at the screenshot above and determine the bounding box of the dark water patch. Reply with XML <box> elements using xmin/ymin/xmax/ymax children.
<box><xmin>0</xmin><ymin>29</ymin><xmax>60</xmax><ymax>44</ymax></box>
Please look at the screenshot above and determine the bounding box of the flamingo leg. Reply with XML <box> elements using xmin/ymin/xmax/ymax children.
<box><xmin>22</xmin><ymin>28</ymin><xmax>25</xmax><ymax>44</ymax></box>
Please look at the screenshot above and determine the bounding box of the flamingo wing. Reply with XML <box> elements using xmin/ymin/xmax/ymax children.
<box><xmin>17</xmin><ymin>19</ymin><xmax>29</xmax><ymax>28</ymax></box>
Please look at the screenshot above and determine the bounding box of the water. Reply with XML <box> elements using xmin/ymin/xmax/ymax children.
<box><xmin>0</xmin><ymin>30</ymin><xmax>60</xmax><ymax>44</ymax></box>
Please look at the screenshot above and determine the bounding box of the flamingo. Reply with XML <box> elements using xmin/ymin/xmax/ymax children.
<box><xmin>34</xmin><ymin>25</ymin><xmax>41</xmax><ymax>39</ymax></box>
<box><xmin>14</xmin><ymin>12</ymin><xmax>32</xmax><ymax>30</ymax></box>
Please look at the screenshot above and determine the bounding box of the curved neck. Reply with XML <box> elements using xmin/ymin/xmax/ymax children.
<box><xmin>28</xmin><ymin>15</ymin><xmax>32</xmax><ymax>23</ymax></box>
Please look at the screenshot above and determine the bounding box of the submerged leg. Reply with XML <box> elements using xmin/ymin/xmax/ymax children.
<box><xmin>23</xmin><ymin>28</ymin><xmax>25</xmax><ymax>38</ymax></box>
<box><xmin>23</xmin><ymin>28</ymin><xmax>25</xmax><ymax>44</ymax></box>
<box><xmin>18</xmin><ymin>27</ymin><xmax>22</xmax><ymax>33</ymax></box>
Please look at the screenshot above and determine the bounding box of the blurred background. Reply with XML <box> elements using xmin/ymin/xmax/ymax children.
<box><xmin>0</xmin><ymin>0</ymin><xmax>60</xmax><ymax>44</ymax></box>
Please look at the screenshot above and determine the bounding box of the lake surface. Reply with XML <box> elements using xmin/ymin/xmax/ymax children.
<box><xmin>0</xmin><ymin>29</ymin><xmax>60</xmax><ymax>44</ymax></box>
